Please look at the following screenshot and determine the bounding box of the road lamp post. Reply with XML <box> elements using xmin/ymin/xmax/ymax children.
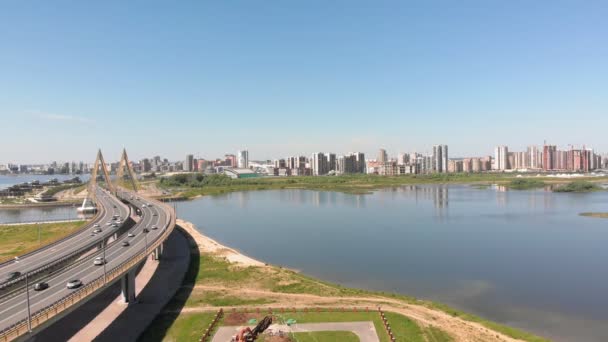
<box><xmin>25</xmin><ymin>272</ymin><xmax>32</xmax><ymax>333</ymax></box>
<box><xmin>103</xmin><ymin>239</ymin><xmax>107</xmax><ymax>285</ymax></box>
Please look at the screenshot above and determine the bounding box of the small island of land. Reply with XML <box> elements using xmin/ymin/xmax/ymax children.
<box><xmin>579</xmin><ymin>212</ymin><xmax>608</xmax><ymax>219</ymax></box>
<box><xmin>155</xmin><ymin>173</ymin><xmax>607</xmax><ymax>200</ymax></box>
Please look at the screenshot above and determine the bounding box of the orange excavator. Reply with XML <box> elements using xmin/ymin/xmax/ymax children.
<box><xmin>235</xmin><ymin>316</ymin><xmax>272</xmax><ymax>342</ymax></box>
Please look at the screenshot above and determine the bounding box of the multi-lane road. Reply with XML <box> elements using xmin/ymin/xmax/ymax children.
<box><xmin>0</xmin><ymin>188</ymin><xmax>130</xmax><ymax>289</ymax></box>
<box><xmin>0</xmin><ymin>188</ymin><xmax>174</xmax><ymax>338</ymax></box>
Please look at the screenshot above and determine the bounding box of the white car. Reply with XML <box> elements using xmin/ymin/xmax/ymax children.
<box><xmin>66</xmin><ymin>279</ymin><xmax>83</xmax><ymax>289</ymax></box>
<box><xmin>128</xmin><ymin>232</ymin><xmax>135</xmax><ymax>237</ymax></box>
<box><xmin>93</xmin><ymin>257</ymin><xmax>105</xmax><ymax>266</ymax></box>
<box><xmin>93</xmin><ymin>224</ymin><xmax>100</xmax><ymax>228</ymax></box>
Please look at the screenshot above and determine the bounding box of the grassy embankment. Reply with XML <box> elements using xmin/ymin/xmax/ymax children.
<box><xmin>42</xmin><ymin>183</ymin><xmax>83</xmax><ymax>197</ymax></box>
<box><xmin>140</xmin><ymin>236</ymin><xmax>547</xmax><ymax>342</ymax></box>
<box><xmin>0</xmin><ymin>221</ymin><xmax>85</xmax><ymax>262</ymax></box>
<box><xmin>159</xmin><ymin>173</ymin><xmax>608</xmax><ymax>198</ymax></box>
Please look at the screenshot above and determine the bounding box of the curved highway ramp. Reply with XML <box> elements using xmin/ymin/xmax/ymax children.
<box><xmin>0</xmin><ymin>189</ymin><xmax>176</xmax><ymax>342</ymax></box>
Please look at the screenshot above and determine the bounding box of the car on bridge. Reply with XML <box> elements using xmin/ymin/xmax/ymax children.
<box><xmin>128</xmin><ymin>232</ymin><xmax>135</xmax><ymax>237</ymax></box>
<box><xmin>121</xmin><ymin>241</ymin><xmax>130</xmax><ymax>247</ymax></box>
<box><xmin>4</xmin><ymin>271</ymin><xmax>21</xmax><ymax>282</ymax></box>
<box><xmin>66</xmin><ymin>279</ymin><xmax>83</xmax><ymax>289</ymax></box>
<box><xmin>33</xmin><ymin>282</ymin><xmax>49</xmax><ymax>291</ymax></box>
<box><xmin>93</xmin><ymin>257</ymin><xmax>106</xmax><ymax>266</ymax></box>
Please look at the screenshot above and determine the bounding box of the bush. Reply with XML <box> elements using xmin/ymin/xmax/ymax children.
<box><xmin>507</xmin><ymin>178</ymin><xmax>545</xmax><ymax>190</ymax></box>
<box><xmin>554</xmin><ymin>181</ymin><xmax>601</xmax><ymax>193</ymax></box>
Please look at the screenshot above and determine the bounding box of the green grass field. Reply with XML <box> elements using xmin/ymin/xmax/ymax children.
<box><xmin>139</xmin><ymin>311</ymin><xmax>218</xmax><ymax>342</ymax></box>
<box><xmin>0</xmin><ymin>221</ymin><xmax>85</xmax><ymax>262</ymax></box>
<box><xmin>285</xmin><ymin>331</ymin><xmax>359</xmax><ymax>342</ymax></box>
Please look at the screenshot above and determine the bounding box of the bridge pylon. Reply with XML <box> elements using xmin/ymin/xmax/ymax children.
<box><xmin>88</xmin><ymin>149</ymin><xmax>115</xmax><ymax>200</ymax></box>
<box><xmin>116</xmin><ymin>148</ymin><xmax>139</xmax><ymax>192</ymax></box>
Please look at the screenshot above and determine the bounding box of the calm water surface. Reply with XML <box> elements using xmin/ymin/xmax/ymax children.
<box><xmin>176</xmin><ymin>185</ymin><xmax>608</xmax><ymax>342</ymax></box>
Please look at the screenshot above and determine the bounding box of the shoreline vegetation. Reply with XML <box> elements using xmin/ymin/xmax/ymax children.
<box><xmin>553</xmin><ymin>180</ymin><xmax>602</xmax><ymax>193</ymax></box>
<box><xmin>157</xmin><ymin>173</ymin><xmax>607</xmax><ymax>199</ymax></box>
<box><xmin>141</xmin><ymin>219</ymin><xmax>549</xmax><ymax>342</ymax></box>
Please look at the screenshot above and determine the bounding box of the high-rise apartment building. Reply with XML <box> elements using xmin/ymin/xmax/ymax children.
<box><xmin>311</xmin><ymin>153</ymin><xmax>328</xmax><ymax>175</ymax></box>
<box><xmin>378</xmin><ymin>149</ymin><xmax>388</xmax><ymax>163</ymax></box>
<box><xmin>325</xmin><ymin>153</ymin><xmax>336</xmax><ymax>172</ymax></box>
<box><xmin>354</xmin><ymin>152</ymin><xmax>366</xmax><ymax>173</ymax></box>
<box><xmin>527</xmin><ymin>146</ymin><xmax>542</xmax><ymax>169</ymax></box>
<box><xmin>441</xmin><ymin>145</ymin><xmax>448</xmax><ymax>173</ymax></box>
<box><xmin>225</xmin><ymin>154</ymin><xmax>237</xmax><ymax>167</ymax></box>
<box><xmin>337</xmin><ymin>154</ymin><xmax>358</xmax><ymax>174</ymax></box>
<box><xmin>432</xmin><ymin>145</ymin><xmax>442</xmax><ymax>172</ymax></box>
<box><xmin>543</xmin><ymin>145</ymin><xmax>556</xmax><ymax>171</ymax></box>
<box><xmin>431</xmin><ymin>145</ymin><xmax>448</xmax><ymax>173</ymax></box>
<box><xmin>494</xmin><ymin>146</ymin><xmax>509</xmax><ymax>170</ymax></box>
<box><xmin>185</xmin><ymin>154</ymin><xmax>194</xmax><ymax>172</ymax></box>
<box><xmin>237</xmin><ymin>150</ymin><xmax>249</xmax><ymax>168</ymax></box>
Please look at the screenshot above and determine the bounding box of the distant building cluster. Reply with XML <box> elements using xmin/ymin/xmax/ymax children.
<box><xmin>489</xmin><ymin>144</ymin><xmax>603</xmax><ymax>172</ymax></box>
<box><xmin>0</xmin><ymin>161</ymin><xmax>88</xmax><ymax>175</ymax></box>
<box><xmin>3</xmin><ymin>141</ymin><xmax>607</xmax><ymax>179</ymax></box>
<box><xmin>367</xmin><ymin>145</ymin><xmax>450</xmax><ymax>176</ymax></box>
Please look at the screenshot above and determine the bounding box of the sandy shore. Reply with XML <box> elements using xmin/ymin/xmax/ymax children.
<box><xmin>177</xmin><ymin>219</ymin><xmax>265</xmax><ymax>267</ymax></box>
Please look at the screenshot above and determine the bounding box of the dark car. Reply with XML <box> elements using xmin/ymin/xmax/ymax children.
<box><xmin>143</xmin><ymin>228</ymin><xmax>149</xmax><ymax>233</ymax></box>
<box><xmin>33</xmin><ymin>282</ymin><xmax>49</xmax><ymax>291</ymax></box>
<box><xmin>5</xmin><ymin>271</ymin><xmax>21</xmax><ymax>282</ymax></box>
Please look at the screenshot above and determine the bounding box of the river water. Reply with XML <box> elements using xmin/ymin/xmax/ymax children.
<box><xmin>176</xmin><ymin>185</ymin><xmax>608</xmax><ymax>342</ymax></box>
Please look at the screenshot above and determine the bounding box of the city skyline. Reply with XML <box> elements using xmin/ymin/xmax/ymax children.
<box><xmin>1</xmin><ymin>140</ymin><xmax>605</xmax><ymax>165</ymax></box>
<box><xmin>1</xmin><ymin>1</ymin><xmax>608</xmax><ymax>162</ymax></box>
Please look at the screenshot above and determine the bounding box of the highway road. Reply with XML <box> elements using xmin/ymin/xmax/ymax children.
<box><xmin>0</xmin><ymin>191</ymin><xmax>172</xmax><ymax>334</ymax></box>
<box><xmin>0</xmin><ymin>187</ymin><xmax>130</xmax><ymax>289</ymax></box>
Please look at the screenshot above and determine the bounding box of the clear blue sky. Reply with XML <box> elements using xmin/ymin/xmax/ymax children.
<box><xmin>1</xmin><ymin>1</ymin><xmax>607</xmax><ymax>163</ymax></box>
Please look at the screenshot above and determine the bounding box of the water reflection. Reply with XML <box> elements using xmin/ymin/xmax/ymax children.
<box><xmin>0</xmin><ymin>205</ymin><xmax>83</xmax><ymax>224</ymax></box>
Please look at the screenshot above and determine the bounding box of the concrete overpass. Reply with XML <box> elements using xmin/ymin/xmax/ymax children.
<box><xmin>0</xmin><ymin>151</ymin><xmax>176</xmax><ymax>342</ymax></box>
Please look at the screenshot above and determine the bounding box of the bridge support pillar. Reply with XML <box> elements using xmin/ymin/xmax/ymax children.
<box><xmin>120</xmin><ymin>269</ymin><xmax>137</xmax><ymax>303</ymax></box>
<box><xmin>153</xmin><ymin>242</ymin><xmax>164</xmax><ymax>260</ymax></box>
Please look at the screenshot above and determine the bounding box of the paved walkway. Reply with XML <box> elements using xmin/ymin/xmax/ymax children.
<box><xmin>32</xmin><ymin>229</ymin><xmax>190</xmax><ymax>342</ymax></box>
<box><xmin>212</xmin><ymin>322</ymin><xmax>379</xmax><ymax>342</ymax></box>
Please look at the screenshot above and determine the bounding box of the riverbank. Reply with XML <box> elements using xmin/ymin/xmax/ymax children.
<box><xmin>142</xmin><ymin>219</ymin><xmax>547</xmax><ymax>342</ymax></box>
<box><xmin>158</xmin><ymin>173</ymin><xmax>608</xmax><ymax>200</ymax></box>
